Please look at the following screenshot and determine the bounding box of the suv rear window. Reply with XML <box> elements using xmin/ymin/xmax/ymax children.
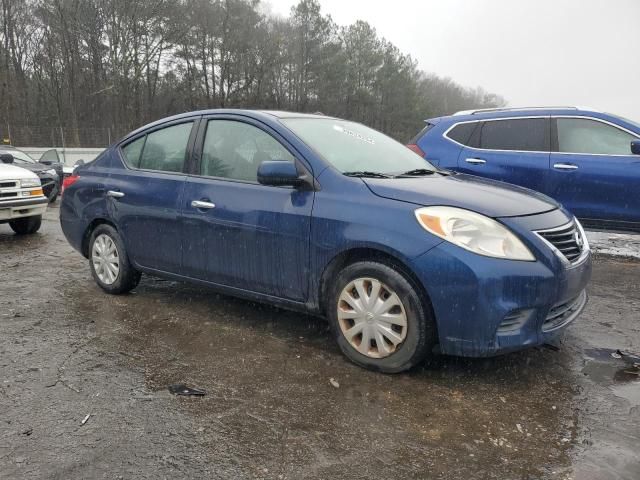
<box><xmin>479</xmin><ymin>118</ymin><xmax>548</xmax><ymax>152</ymax></box>
<box><xmin>409</xmin><ymin>123</ymin><xmax>435</xmax><ymax>143</ymax></box>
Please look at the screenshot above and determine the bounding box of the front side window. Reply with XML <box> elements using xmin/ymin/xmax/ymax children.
<box><xmin>281</xmin><ymin>118</ymin><xmax>434</xmax><ymax>174</ymax></box>
<box><xmin>556</xmin><ymin>118</ymin><xmax>637</xmax><ymax>155</ymax></box>
<box><xmin>479</xmin><ymin>118</ymin><xmax>547</xmax><ymax>152</ymax></box>
<box><xmin>201</xmin><ymin>120</ymin><xmax>295</xmax><ymax>181</ymax></box>
<box><xmin>121</xmin><ymin>122</ymin><xmax>193</xmax><ymax>173</ymax></box>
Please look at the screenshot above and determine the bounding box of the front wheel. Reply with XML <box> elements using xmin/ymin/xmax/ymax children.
<box><xmin>89</xmin><ymin>224</ymin><xmax>141</xmax><ymax>294</ymax></box>
<box><xmin>9</xmin><ymin>215</ymin><xmax>42</xmax><ymax>235</ymax></box>
<box><xmin>327</xmin><ymin>261</ymin><xmax>437</xmax><ymax>373</ymax></box>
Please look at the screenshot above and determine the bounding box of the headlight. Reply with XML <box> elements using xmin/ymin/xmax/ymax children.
<box><xmin>415</xmin><ymin>206</ymin><xmax>535</xmax><ymax>261</ymax></box>
<box><xmin>46</xmin><ymin>168</ymin><xmax>57</xmax><ymax>176</ymax></box>
<box><xmin>20</xmin><ymin>178</ymin><xmax>41</xmax><ymax>188</ymax></box>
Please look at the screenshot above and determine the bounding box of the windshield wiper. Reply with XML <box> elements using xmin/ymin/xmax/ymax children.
<box><xmin>343</xmin><ymin>171</ymin><xmax>393</xmax><ymax>179</ymax></box>
<box><xmin>395</xmin><ymin>168</ymin><xmax>437</xmax><ymax>177</ymax></box>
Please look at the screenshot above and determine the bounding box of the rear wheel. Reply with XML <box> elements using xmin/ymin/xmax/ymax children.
<box><xmin>9</xmin><ymin>215</ymin><xmax>42</xmax><ymax>235</ymax></box>
<box><xmin>89</xmin><ymin>224</ymin><xmax>141</xmax><ymax>294</ymax></box>
<box><xmin>327</xmin><ymin>261</ymin><xmax>437</xmax><ymax>373</ymax></box>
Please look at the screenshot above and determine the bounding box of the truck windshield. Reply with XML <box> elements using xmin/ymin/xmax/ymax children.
<box><xmin>281</xmin><ymin>118</ymin><xmax>436</xmax><ymax>175</ymax></box>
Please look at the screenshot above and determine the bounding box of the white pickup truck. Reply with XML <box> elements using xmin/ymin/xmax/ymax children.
<box><xmin>0</xmin><ymin>161</ymin><xmax>48</xmax><ymax>235</ymax></box>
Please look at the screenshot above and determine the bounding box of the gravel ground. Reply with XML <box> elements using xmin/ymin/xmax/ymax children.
<box><xmin>1</xmin><ymin>206</ymin><xmax>638</xmax><ymax>479</ymax></box>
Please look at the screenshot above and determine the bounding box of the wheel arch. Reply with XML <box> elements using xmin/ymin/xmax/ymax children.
<box><xmin>318</xmin><ymin>247</ymin><xmax>436</xmax><ymax>328</ymax></box>
<box><xmin>81</xmin><ymin>218</ymin><xmax>118</xmax><ymax>258</ymax></box>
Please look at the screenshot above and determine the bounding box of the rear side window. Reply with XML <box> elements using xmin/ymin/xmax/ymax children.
<box><xmin>121</xmin><ymin>122</ymin><xmax>193</xmax><ymax>172</ymax></box>
<box><xmin>556</xmin><ymin>118</ymin><xmax>636</xmax><ymax>155</ymax></box>
<box><xmin>139</xmin><ymin>123</ymin><xmax>193</xmax><ymax>172</ymax></box>
<box><xmin>447</xmin><ymin>122</ymin><xmax>478</xmax><ymax>145</ymax></box>
<box><xmin>479</xmin><ymin>118</ymin><xmax>548</xmax><ymax>152</ymax></box>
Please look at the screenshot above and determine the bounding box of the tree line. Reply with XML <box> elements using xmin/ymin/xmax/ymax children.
<box><xmin>0</xmin><ymin>0</ymin><xmax>505</xmax><ymax>146</ymax></box>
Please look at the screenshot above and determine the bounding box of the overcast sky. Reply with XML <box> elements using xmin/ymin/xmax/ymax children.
<box><xmin>266</xmin><ymin>0</ymin><xmax>640</xmax><ymax>120</ymax></box>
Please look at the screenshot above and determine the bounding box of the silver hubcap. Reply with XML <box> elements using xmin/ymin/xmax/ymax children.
<box><xmin>337</xmin><ymin>277</ymin><xmax>408</xmax><ymax>359</ymax></box>
<box><xmin>91</xmin><ymin>234</ymin><xmax>120</xmax><ymax>285</ymax></box>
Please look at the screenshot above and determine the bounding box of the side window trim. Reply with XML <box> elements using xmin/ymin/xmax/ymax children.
<box><xmin>444</xmin><ymin>116</ymin><xmax>550</xmax><ymax>153</ymax></box>
<box><xmin>117</xmin><ymin>118</ymin><xmax>198</xmax><ymax>174</ymax></box>
<box><xmin>551</xmin><ymin>115</ymin><xmax>640</xmax><ymax>156</ymax></box>
<box><xmin>193</xmin><ymin>115</ymin><xmax>310</xmax><ymax>184</ymax></box>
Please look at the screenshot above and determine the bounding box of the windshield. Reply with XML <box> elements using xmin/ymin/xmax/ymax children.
<box><xmin>281</xmin><ymin>118</ymin><xmax>436</xmax><ymax>175</ymax></box>
<box><xmin>0</xmin><ymin>149</ymin><xmax>36</xmax><ymax>164</ymax></box>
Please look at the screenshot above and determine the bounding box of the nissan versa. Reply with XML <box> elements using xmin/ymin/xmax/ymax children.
<box><xmin>60</xmin><ymin>110</ymin><xmax>592</xmax><ymax>372</ymax></box>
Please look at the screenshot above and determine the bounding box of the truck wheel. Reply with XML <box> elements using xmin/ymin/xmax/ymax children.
<box><xmin>9</xmin><ymin>215</ymin><xmax>42</xmax><ymax>235</ymax></box>
<box><xmin>89</xmin><ymin>224</ymin><xmax>141</xmax><ymax>294</ymax></box>
<box><xmin>327</xmin><ymin>261</ymin><xmax>437</xmax><ymax>373</ymax></box>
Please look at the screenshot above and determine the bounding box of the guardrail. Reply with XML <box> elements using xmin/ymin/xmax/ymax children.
<box><xmin>20</xmin><ymin>147</ymin><xmax>105</xmax><ymax>167</ymax></box>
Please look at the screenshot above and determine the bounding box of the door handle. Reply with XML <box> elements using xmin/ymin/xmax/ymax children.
<box><xmin>465</xmin><ymin>158</ymin><xmax>486</xmax><ymax>165</ymax></box>
<box><xmin>553</xmin><ymin>163</ymin><xmax>578</xmax><ymax>170</ymax></box>
<box><xmin>191</xmin><ymin>200</ymin><xmax>216</xmax><ymax>209</ymax></box>
<box><xmin>106</xmin><ymin>190</ymin><xmax>125</xmax><ymax>198</ymax></box>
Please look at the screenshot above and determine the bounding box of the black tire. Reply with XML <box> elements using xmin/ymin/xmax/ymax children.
<box><xmin>327</xmin><ymin>261</ymin><xmax>437</xmax><ymax>373</ymax></box>
<box><xmin>48</xmin><ymin>192</ymin><xmax>58</xmax><ymax>203</ymax></box>
<box><xmin>88</xmin><ymin>224</ymin><xmax>141</xmax><ymax>294</ymax></box>
<box><xmin>9</xmin><ymin>215</ymin><xmax>42</xmax><ymax>235</ymax></box>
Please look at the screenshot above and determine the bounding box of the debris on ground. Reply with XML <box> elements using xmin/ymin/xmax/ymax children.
<box><xmin>168</xmin><ymin>384</ymin><xmax>207</xmax><ymax>396</ymax></box>
<box><xmin>329</xmin><ymin>378</ymin><xmax>339</xmax><ymax>388</ymax></box>
<box><xmin>81</xmin><ymin>414</ymin><xmax>91</xmax><ymax>425</ymax></box>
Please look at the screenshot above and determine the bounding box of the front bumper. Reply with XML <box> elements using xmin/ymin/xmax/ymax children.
<box><xmin>0</xmin><ymin>197</ymin><xmax>48</xmax><ymax>222</ymax></box>
<box><xmin>409</xmin><ymin>228</ymin><xmax>592</xmax><ymax>357</ymax></box>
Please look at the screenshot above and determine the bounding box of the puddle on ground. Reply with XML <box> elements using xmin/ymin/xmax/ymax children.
<box><xmin>582</xmin><ymin>348</ymin><xmax>640</xmax><ymax>406</ymax></box>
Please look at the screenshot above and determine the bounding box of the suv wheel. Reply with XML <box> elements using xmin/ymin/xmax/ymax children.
<box><xmin>89</xmin><ymin>224</ymin><xmax>141</xmax><ymax>294</ymax></box>
<box><xmin>9</xmin><ymin>215</ymin><xmax>42</xmax><ymax>235</ymax></box>
<box><xmin>327</xmin><ymin>261</ymin><xmax>437</xmax><ymax>373</ymax></box>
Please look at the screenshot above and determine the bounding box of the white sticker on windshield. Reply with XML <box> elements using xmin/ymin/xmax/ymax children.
<box><xmin>333</xmin><ymin>124</ymin><xmax>375</xmax><ymax>145</ymax></box>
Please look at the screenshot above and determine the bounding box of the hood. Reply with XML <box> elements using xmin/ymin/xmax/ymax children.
<box><xmin>363</xmin><ymin>173</ymin><xmax>559</xmax><ymax>218</ymax></box>
<box><xmin>0</xmin><ymin>163</ymin><xmax>39</xmax><ymax>180</ymax></box>
<box><xmin>14</xmin><ymin>162</ymin><xmax>50</xmax><ymax>174</ymax></box>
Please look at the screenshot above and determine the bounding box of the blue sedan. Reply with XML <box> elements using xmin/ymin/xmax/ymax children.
<box><xmin>60</xmin><ymin>110</ymin><xmax>591</xmax><ymax>372</ymax></box>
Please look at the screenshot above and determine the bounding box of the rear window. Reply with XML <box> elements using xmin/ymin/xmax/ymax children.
<box><xmin>479</xmin><ymin>118</ymin><xmax>548</xmax><ymax>152</ymax></box>
<box><xmin>409</xmin><ymin>123</ymin><xmax>435</xmax><ymax>143</ymax></box>
<box><xmin>446</xmin><ymin>122</ymin><xmax>478</xmax><ymax>146</ymax></box>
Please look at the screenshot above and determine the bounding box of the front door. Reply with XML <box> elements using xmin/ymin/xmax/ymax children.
<box><xmin>456</xmin><ymin>117</ymin><xmax>551</xmax><ymax>196</ymax></box>
<box><xmin>181</xmin><ymin>117</ymin><xmax>313</xmax><ymax>301</ymax></box>
<box><xmin>549</xmin><ymin>117</ymin><xmax>640</xmax><ymax>225</ymax></box>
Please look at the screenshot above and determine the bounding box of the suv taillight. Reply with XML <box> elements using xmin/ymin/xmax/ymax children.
<box><xmin>62</xmin><ymin>174</ymin><xmax>79</xmax><ymax>195</ymax></box>
<box><xmin>406</xmin><ymin>143</ymin><xmax>426</xmax><ymax>157</ymax></box>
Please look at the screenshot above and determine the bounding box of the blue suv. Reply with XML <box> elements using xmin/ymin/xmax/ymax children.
<box><xmin>408</xmin><ymin>107</ymin><xmax>640</xmax><ymax>232</ymax></box>
<box><xmin>60</xmin><ymin>110</ymin><xmax>591</xmax><ymax>372</ymax></box>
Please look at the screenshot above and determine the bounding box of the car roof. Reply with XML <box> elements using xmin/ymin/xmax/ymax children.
<box><xmin>122</xmin><ymin>109</ymin><xmax>335</xmax><ymax>143</ymax></box>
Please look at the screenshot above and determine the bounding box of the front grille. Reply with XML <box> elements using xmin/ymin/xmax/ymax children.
<box><xmin>536</xmin><ymin>221</ymin><xmax>584</xmax><ymax>262</ymax></box>
<box><xmin>542</xmin><ymin>290</ymin><xmax>587</xmax><ymax>331</ymax></box>
<box><xmin>0</xmin><ymin>191</ymin><xmax>19</xmax><ymax>199</ymax></box>
<box><xmin>0</xmin><ymin>180</ymin><xmax>18</xmax><ymax>188</ymax></box>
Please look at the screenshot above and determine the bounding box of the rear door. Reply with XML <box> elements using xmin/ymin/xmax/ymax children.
<box><xmin>456</xmin><ymin>117</ymin><xmax>552</xmax><ymax>195</ymax></box>
<box><xmin>109</xmin><ymin>119</ymin><xmax>197</xmax><ymax>273</ymax></box>
<box><xmin>180</xmin><ymin>116</ymin><xmax>313</xmax><ymax>301</ymax></box>
<box><xmin>550</xmin><ymin>116</ymin><xmax>640</xmax><ymax>225</ymax></box>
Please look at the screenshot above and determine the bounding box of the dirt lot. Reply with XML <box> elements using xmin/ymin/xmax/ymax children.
<box><xmin>1</xmin><ymin>206</ymin><xmax>639</xmax><ymax>479</ymax></box>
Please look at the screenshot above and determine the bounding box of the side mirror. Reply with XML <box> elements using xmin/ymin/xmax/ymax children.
<box><xmin>631</xmin><ymin>140</ymin><xmax>640</xmax><ymax>155</ymax></box>
<box><xmin>75</xmin><ymin>159</ymin><xmax>85</xmax><ymax>167</ymax></box>
<box><xmin>0</xmin><ymin>153</ymin><xmax>14</xmax><ymax>164</ymax></box>
<box><xmin>257</xmin><ymin>161</ymin><xmax>305</xmax><ymax>187</ymax></box>
<box><xmin>40</xmin><ymin>159</ymin><xmax>53</xmax><ymax>165</ymax></box>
